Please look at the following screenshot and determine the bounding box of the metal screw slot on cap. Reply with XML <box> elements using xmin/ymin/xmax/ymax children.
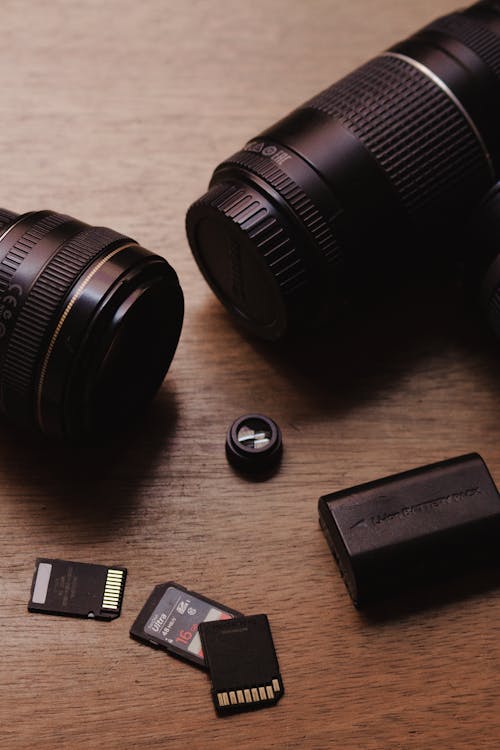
<box><xmin>225</xmin><ymin>414</ymin><xmax>283</xmax><ymax>474</ymax></box>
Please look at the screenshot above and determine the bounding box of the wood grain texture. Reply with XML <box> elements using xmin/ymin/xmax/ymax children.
<box><xmin>1</xmin><ymin>0</ymin><xmax>500</xmax><ymax>748</ymax></box>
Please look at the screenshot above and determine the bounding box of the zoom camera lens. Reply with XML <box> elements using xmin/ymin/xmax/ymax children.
<box><xmin>468</xmin><ymin>181</ymin><xmax>500</xmax><ymax>338</ymax></box>
<box><xmin>187</xmin><ymin>1</ymin><xmax>500</xmax><ymax>340</ymax></box>
<box><xmin>0</xmin><ymin>208</ymin><xmax>183</xmax><ymax>438</ymax></box>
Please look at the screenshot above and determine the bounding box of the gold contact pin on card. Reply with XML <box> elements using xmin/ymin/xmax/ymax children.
<box><xmin>102</xmin><ymin>569</ymin><xmax>124</xmax><ymax>609</ymax></box>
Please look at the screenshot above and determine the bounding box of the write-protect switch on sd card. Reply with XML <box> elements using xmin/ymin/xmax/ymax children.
<box><xmin>199</xmin><ymin>614</ymin><xmax>284</xmax><ymax>715</ymax></box>
<box><xmin>28</xmin><ymin>559</ymin><xmax>127</xmax><ymax>620</ymax></box>
<box><xmin>130</xmin><ymin>582</ymin><xmax>242</xmax><ymax>668</ymax></box>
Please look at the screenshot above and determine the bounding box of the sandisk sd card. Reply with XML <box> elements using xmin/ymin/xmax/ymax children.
<box><xmin>130</xmin><ymin>582</ymin><xmax>242</xmax><ymax>668</ymax></box>
<box><xmin>28</xmin><ymin>558</ymin><xmax>127</xmax><ymax>620</ymax></box>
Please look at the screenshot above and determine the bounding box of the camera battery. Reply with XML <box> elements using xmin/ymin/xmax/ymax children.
<box><xmin>318</xmin><ymin>453</ymin><xmax>500</xmax><ymax>606</ymax></box>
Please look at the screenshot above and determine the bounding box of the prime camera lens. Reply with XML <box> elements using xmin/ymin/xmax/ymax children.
<box><xmin>186</xmin><ymin>1</ymin><xmax>500</xmax><ymax>340</ymax></box>
<box><xmin>0</xmin><ymin>208</ymin><xmax>183</xmax><ymax>438</ymax></box>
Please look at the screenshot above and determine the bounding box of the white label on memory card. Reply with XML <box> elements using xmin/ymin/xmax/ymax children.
<box><xmin>32</xmin><ymin>563</ymin><xmax>52</xmax><ymax>604</ymax></box>
<box><xmin>144</xmin><ymin>586</ymin><xmax>234</xmax><ymax>660</ymax></box>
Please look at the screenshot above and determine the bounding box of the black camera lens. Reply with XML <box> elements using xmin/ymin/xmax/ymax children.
<box><xmin>0</xmin><ymin>209</ymin><xmax>183</xmax><ymax>438</ymax></box>
<box><xmin>468</xmin><ymin>182</ymin><xmax>500</xmax><ymax>338</ymax></box>
<box><xmin>187</xmin><ymin>1</ymin><xmax>500</xmax><ymax>340</ymax></box>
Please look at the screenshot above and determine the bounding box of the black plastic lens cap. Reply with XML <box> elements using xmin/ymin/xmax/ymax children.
<box><xmin>226</xmin><ymin>414</ymin><xmax>282</xmax><ymax>474</ymax></box>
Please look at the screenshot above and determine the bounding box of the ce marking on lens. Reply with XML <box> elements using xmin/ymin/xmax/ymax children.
<box><xmin>0</xmin><ymin>283</ymin><xmax>23</xmax><ymax>339</ymax></box>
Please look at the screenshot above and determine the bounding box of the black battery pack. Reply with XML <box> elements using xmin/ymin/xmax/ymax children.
<box><xmin>318</xmin><ymin>453</ymin><xmax>500</xmax><ymax>607</ymax></box>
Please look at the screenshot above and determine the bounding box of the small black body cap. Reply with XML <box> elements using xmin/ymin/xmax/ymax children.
<box><xmin>225</xmin><ymin>414</ymin><xmax>282</xmax><ymax>474</ymax></box>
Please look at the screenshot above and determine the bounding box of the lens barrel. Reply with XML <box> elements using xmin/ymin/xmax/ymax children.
<box><xmin>0</xmin><ymin>209</ymin><xmax>183</xmax><ymax>438</ymax></box>
<box><xmin>186</xmin><ymin>1</ymin><xmax>500</xmax><ymax>340</ymax></box>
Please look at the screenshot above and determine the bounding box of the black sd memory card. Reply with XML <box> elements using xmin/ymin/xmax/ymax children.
<box><xmin>28</xmin><ymin>558</ymin><xmax>127</xmax><ymax>620</ymax></box>
<box><xmin>130</xmin><ymin>582</ymin><xmax>242</xmax><ymax>668</ymax></box>
<box><xmin>199</xmin><ymin>614</ymin><xmax>284</xmax><ymax>716</ymax></box>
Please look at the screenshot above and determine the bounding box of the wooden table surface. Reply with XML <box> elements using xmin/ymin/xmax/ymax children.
<box><xmin>2</xmin><ymin>0</ymin><xmax>500</xmax><ymax>747</ymax></box>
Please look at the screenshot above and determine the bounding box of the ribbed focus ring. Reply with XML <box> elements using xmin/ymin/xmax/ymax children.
<box><xmin>304</xmin><ymin>54</ymin><xmax>489</xmax><ymax>218</ymax></box>
<box><xmin>220</xmin><ymin>150</ymin><xmax>342</xmax><ymax>271</ymax></box>
<box><xmin>194</xmin><ymin>181</ymin><xmax>309</xmax><ymax>298</ymax></box>
<box><xmin>0</xmin><ymin>225</ymin><xmax>131</xmax><ymax>401</ymax></box>
<box><xmin>0</xmin><ymin>209</ymin><xmax>17</xmax><ymax>236</ymax></box>
<box><xmin>0</xmin><ymin>213</ymin><xmax>69</xmax><ymax>299</ymax></box>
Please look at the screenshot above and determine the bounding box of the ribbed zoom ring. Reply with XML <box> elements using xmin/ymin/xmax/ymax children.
<box><xmin>303</xmin><ymin>53</ymin><xmax>490</xmax><ymax>218</ymax></box>
<box><xmin>220</xmin><ymin>150</ymin><xmax>342</xmax><ymax>271</ymax></box>
<box><xmin>0</xmin><ymin>222</ymin><xmax>131</xmax><ymax>401</ymax></box>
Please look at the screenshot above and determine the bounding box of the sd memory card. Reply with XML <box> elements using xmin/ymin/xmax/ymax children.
<box><xmin>130</xmin><ymin>582</ymin><xmax>242</xmax><ymax>668</ymax></box>
<box><xmin>28</xmin><ymin>558</ymin><xmax>127</xmax><ymax>620</ymax></box>
<box><xmin>199</xmin><ymin>614</ymin><xmax>284</xmax><ymax>715</ymax></box>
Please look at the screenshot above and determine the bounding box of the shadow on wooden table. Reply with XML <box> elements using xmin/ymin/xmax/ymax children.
<box><xmin>246</xmin><ymin>274</ymin><xmax>500</xmax><ymax>416</ymax></box>
<box><xmin>0</xmin><ymin>385</ymin><xmax>178</xmax><ymax>530</ymax></box>
<box><xmin>360</xmin><ymin>564</ymin><xmax>500</xmax><ymax>624</ymax></box>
